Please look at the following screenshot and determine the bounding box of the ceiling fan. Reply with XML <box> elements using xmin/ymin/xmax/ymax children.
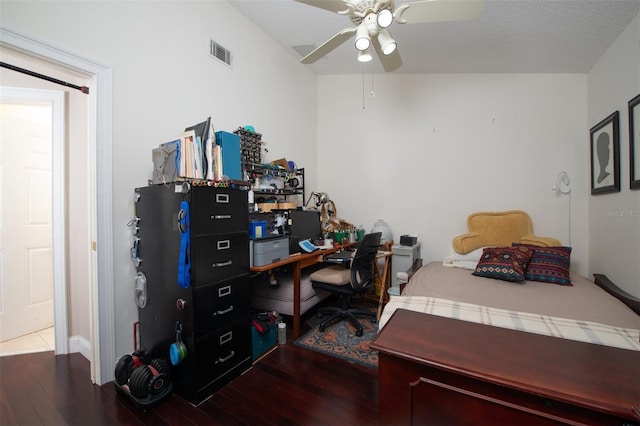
<box><xmin>296</xmin><ymin>0</ymin><xmax>485</xmax><ymax>72</ymax></box>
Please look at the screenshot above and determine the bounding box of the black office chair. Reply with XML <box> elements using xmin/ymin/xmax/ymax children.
<box><xmin>309</xmin><ymin>232</ymin><xmax>382</xmax><ymax>336</ymax></box>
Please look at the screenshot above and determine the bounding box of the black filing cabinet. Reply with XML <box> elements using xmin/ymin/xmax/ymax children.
<box><xmin>134</xmin><ymin>184</ymin><xmax>251</xmax><ymax>405</ymax></box>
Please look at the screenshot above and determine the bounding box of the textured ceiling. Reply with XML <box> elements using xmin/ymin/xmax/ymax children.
<box><xmin>229</xmin><ymin>0</ymin><xmax>640</xmax><ymax>74</ymax></box>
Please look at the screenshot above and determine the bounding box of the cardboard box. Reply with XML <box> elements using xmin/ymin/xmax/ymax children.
<box><xmin>270</xmin><ymin>158</ymin><xmax>291</xmax><ymax>171</ymax></box>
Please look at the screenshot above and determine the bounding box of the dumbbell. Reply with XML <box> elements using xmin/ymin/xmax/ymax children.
<box><xmin>128</xmin><ymin>358</ymin><xmax>170</xmax><ymax>398</ymax></box>
<box><xmin>114</xmin><ymin>349</ymin><xmax>149</xmax><ymax>386</ymax></box>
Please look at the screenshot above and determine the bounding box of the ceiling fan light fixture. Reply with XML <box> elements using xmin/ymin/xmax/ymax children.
<box><xmin>376</xmin><ymin>9</ymin><xmax>393</xmax><ymax>28</ymax></box>
<box><xmin>357</xmin><ymin>48</ymin><xmax>373</xmax><ymax>62</ymax></box>
<box><xmin>378</xmin><ymin>29</ymin><xmax>397</xmax><ymax>55</ymax></box>
<box><xmin>355</xmin><ymin>24</ymin><xmax>370</xmax><ymax>51</ymax></box>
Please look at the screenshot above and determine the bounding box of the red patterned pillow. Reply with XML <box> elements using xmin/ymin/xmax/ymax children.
<box><xmin>472</xmin><ymin>246</ymin><xmax>533</xmax><ymax>282</ymax></box>
<box><xmin>513</xmin><ymin>244</ymin><xmax>572</xmax><ymax>286</ymax></box>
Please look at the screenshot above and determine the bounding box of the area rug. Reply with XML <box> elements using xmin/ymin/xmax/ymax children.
<box><xmin>295</xmin><ymin>315</ymin><xmax>379</xmax><ymax>369</ymax></box>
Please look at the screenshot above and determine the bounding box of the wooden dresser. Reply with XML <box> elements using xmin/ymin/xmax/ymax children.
<box><xmin>370</xmin><ymin>309</ymin><xmax>640</xmax><ymax>425</ymax></box>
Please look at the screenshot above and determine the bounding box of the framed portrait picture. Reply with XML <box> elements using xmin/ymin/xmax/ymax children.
<box><xmin>590</xmin><ymin>111</ymin><xmax>620</xmax><ymax>195</ymax></box>
<box><xmin>629</xmin><ymin>94</ymin><xmax>640</xmax><ymax>190</ymax></box>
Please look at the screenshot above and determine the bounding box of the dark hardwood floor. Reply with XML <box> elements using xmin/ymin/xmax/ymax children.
<box><xmin>0</xmin><ymin>333</ymin><xmax>378</xmax><ymax>425</ymax></box>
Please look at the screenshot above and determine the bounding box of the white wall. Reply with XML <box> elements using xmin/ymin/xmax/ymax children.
<box><xmin>3</xmin><ymin>0</ymin><xmax>637</xmax><ymax>366</ymax></box>
<box><xmin>1</xmin><ymin>1</ymin><xmax>318</xmax><ymax>357</ymax></box>
<box><xmin>588</xmin><ymin>13</ymin><xmax>640</xmax><ymax>297</ymax></box>
<box><xmin>317</xmin><ymin>73</ymin><xmax>589</xmax><ymax>276</ymax></box>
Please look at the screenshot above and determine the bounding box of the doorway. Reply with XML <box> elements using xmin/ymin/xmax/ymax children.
<box><xmin>0</xmin><ymin>87</ymin><xmax>66</xmax><ymax>356</ymax></box>
<box><xmin>1</xmin><ymin>26</ymin><xmax>115</xmax><ymax>385</ymax></box>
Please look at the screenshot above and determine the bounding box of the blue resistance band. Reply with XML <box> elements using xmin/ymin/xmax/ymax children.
<box><xmin>177</xmin><ymin>201</ymin><xmax>191</xmax><ymax>289</ymax></box>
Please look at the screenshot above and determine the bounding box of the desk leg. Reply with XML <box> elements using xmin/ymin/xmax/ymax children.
<box><xmin>293</xmin><ymin>262</ymin><xmax>301</xmax><ymax>340</ymax></box>
<box><xmin>377</xmin><ymin>255</ymin><xmax>392</xmax><ymax>321</ymax></box>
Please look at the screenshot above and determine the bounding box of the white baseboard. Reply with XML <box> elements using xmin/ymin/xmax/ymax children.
<box><xmin>68</xmin><ymin>334</ymin><xmax>92</xmax><ymax>361</ymax></box>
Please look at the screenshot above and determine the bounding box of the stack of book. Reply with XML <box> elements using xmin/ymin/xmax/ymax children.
<box><xmin>151</xmin><ymin>117</ymin><xmax>242</xmax><ymax>184</ymax></box>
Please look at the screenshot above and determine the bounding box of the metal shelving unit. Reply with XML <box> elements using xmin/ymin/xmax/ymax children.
<box><xmin>249</xmin><ymin>166</ymin><xmax>305</xmax><ymax>207</ymax></box>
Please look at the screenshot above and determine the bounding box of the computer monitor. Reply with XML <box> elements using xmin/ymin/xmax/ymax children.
<box><xmin>288</xmin><ymin>210</ymin><xmax>322</xmax><ymax>242</ymax></box>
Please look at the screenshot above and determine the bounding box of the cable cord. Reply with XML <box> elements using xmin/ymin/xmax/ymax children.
<box><xmin>553</xmin><ymin>171</ymin><xmax>572</xmax><ymax>246</ymax></box>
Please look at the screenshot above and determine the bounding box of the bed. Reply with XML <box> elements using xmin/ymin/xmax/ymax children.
<box><xmin>371</xmin><ymin>210</ymin><xmax>640</xmax><ymax>425</ymax></box>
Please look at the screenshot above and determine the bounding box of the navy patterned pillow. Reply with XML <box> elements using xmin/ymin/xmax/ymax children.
<box><xmin>472</xmin><ymin>246</ymin><xmax>533</xmax><ymax>282</ymax></box>
<box><xmin>513</xmin><ymin>243</ymin><xmax>572</xmax><ymax>286</ymax></box>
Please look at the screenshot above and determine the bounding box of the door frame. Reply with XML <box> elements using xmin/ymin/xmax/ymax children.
<box><xmin>0</xmin><ymin>27</ymin><xmax>115</xmax><ymax>385</ymax></box>
<box><xmin>0</xmin><ymin>86</ymin><xmax>67</xmax><ymax>350</ymax></box>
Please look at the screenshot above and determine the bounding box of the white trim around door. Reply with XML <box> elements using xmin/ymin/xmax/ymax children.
<box><xmin>0</xmin><ymin>26</ymin><xmax>115</xmax><ymax>385</ymax></box>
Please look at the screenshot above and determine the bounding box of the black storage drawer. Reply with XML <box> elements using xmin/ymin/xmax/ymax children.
<box><xmin>191</xmin><ymin>232</ymin><xmax>249</xmax><ymax>285</ymax></box>
<box><xmin>193</xmin><ymin>276</ymin><xmax>251</xmax><ymax>337</ymax></box>
<box><xmin>190</xmin><ymin>187</ymin><xmax>248</xmax><ymax>235</ymax></box>
<box><xmin>135</xmin><ymin>185</ymin><xmax>251</xmax><ymax>405</ymax></box>
<box><xmin>195</xmin><ymin>318</ymin><xmax>251</xmax><ymax>392</ymax></box>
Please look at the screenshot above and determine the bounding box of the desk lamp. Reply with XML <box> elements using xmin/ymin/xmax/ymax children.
<box><xmin>304</xmin><ymin>191</ymin><xmax>330</xmax><ymax>208</ymax></box>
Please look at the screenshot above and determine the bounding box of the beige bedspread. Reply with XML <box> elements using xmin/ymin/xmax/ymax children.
<box><xmin>380</xmin><ymin>296</ymin><xmax>640</xmax><ymax>350</ymax></box>
<box><xmin>401</xmin><ymin>261</ymin><xmax>640</xmax><ymax>330</ymax></box>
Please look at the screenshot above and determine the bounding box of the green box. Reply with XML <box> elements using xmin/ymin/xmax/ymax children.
<box><xmin>334</xmin><ymin>231</ymin><xmax>349</xmax><ymax>244</ymax></box>
<box><xmin>252</xmin><ymin>322</ymin><xmax>276</xmax><ymax>361</ymax></box>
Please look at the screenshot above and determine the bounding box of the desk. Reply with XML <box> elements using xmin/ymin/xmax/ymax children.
<box><xmin>250</xmin><ymin>246</ymin><xmax>341</xmax><ymax>339</ymax></box>
<box><xmin>251</xmin><ymin>245</ymin><xmax>391</xmax><ymax>340</ymax></box>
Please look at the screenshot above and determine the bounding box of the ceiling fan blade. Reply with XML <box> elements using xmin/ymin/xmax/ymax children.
<box><xmin>395</xmin><ymin>0</ymin><xmax>484</xmax><ymax>24</ymax></box>
<box><xmin>300</xmin><ymin>27</ymin><xmax>357</xmax><ymax>64</ymax></box>
<box><xmin>294</xmin><ymin>0</ymin><xmax>351</xmax><ymax>14</ymax></box>
<box><xmin>372</xmin><ymin>36</ymin><xmax>402</xmax><ymax>72</ymax></box>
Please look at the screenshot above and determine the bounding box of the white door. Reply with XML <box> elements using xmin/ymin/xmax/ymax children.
<box><xmin>0</xmin><ymin>99</ymin><xmax>54</xmax><ymax>342</ymax></box>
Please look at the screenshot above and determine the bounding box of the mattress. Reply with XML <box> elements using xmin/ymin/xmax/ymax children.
<box><xmin>380</xmin><ymin>295</ymin><xmax>640</xmax><ymax>351</ymax></box>
<box><xmin>251</xmin><ymin>267</ymin><xmax>330</xmax><ymax>316</ymax></box>
<box><xmin>401</xmin><ymin>261</ymin><xmax>640</xmax><ymax>330</ymax></box>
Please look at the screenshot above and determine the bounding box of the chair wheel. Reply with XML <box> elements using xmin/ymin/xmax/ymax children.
<box><xmin>356</xmin><ymin>329</ymin><xmax>363</xmax><ymax>337</ymax></box>
<box><xmin>319</xmin><ymin>325</ymin><xmax>326</xmax><ymax>332</ymax></box>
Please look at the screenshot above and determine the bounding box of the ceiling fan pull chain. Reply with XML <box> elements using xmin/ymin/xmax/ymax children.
<box><xmin>370</xmin><ymin>73</ymin><xmax>375</xmax><ymax>97</ymax></box>
<box><xmin>362</xmin><ymin>65</ymin><xmax>366</xmax><ymax>109</ymax></box>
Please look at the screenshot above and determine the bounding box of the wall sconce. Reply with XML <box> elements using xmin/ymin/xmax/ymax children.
<box><xmin>552</xmin><ymin>171</ymin><xmax>571</xmax><ymax>194</ymax></box>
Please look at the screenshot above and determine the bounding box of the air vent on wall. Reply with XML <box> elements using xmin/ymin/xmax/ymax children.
<box><xmin>209</xmin><ymin>39</ymin><xmax>232</xmax><ymax>66</ymax></box>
